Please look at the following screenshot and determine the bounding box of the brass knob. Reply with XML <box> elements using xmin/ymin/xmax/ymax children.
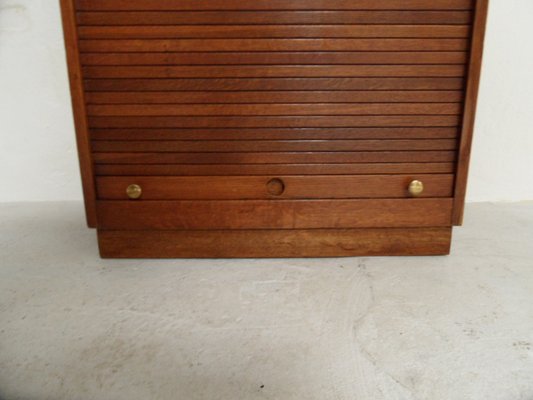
<box><xmin>408</xmin><ymin>180</ymin><xmax>424</xmax><ymax>197</ymax></box>
<box><xmin>126</xmin><ymin>184</ymin><xmax>142</xmax><ymax>200</ymax></box>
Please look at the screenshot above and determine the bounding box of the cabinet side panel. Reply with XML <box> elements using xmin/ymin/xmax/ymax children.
<box><xmin>60</xmin><ymin>0</ymin><xmax>97</xmax><ymax>227</ymax></box>
<box><xmin>453</xmin><ymin>0</ymin><xmax>489</xmax><ymax>225</ymax></box>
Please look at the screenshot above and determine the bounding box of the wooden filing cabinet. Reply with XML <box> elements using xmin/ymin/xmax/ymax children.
<box><xmin>60</xmin><ymin>0</ymin><xmax>488</xmax><ymax>258</ymax></box>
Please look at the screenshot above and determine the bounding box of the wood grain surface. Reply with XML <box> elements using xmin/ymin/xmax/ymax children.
<box><xmin>76</xmin><ymin>0</ymin><xmax>474</xmax><ymax>11</ymax></box>
<box><xmin>94</xmin><ymin>163</ymin><xmax>456</xmax><ymax>177</ymax></box>
<box><xmin>77</xmin><ymin>11</ymin><xmax>473</xmax><ymax>26</ymax></box>
<box><xmin>96</xmin><ymin>199</ymin><xmax>453</xmax><ymax>230</ymax></box>
<box><xmin>98</xmin><ymin>228</ymin><xmax>452</xmax><ymax>258</ymax></box>
<box><xmin>96</xmin><ymin>175</ymin><xmax>454</xmax><ymax>200</ymax></box>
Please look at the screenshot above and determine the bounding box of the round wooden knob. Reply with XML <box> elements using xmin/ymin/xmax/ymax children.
<box><xmin>266</xmin><ymin>178</ymin><xmax>285</xmax><ymax>196</ymax></box>
<box><xmin>408</xmin><ymin>180</ymin><xmax>424</xmax><ymax>197</ymax></box>
<box><xmin>126</xmin><ymin>184</ymin><xmax>142</xmax><ymax>199</ymax></box>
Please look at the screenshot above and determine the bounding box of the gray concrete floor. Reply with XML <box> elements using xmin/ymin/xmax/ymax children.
<box><xmin>0</xmin><ymin>202</ymin><xmax>532</xmax><ymax>400</ymax></box>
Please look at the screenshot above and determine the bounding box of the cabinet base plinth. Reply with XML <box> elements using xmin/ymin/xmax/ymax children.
<box><xmin>97</xmin><ymin>228</ymin><xmax>452</xmax><ymax>258</ymax></box>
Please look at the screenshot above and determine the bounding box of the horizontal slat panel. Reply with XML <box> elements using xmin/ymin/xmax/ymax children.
<box><xmin>92</xmin><ymin>151</ymin><xmax>456</xmax><ymax>164</ymax></box>
<box><xmin>88</xmin><ymin>115</ymin><xmax>461</xmax><ymax>128</ymax></box>
<box><xmin>75</xmin><ymin>3</ymin><xmax>470</xmax><ymax>239</ymax></box>
<box><xmin>79</xmin><ymin>39</ymin><xmax>469</xmax><ymax>52</ymax></box>
<box><xmin>96</xmin><ymin>198</ymin><xmax>453</xmax><ymax>230</ymax></box>
<box><xmin>91</xmin><ymin>139</ymin><xmax>457</xmax><ymax>153</ymax></box>
<box><xmin>77</xmin><ymin>11</ymin><xmax>473</xmax><ymax>26</ymax></box>
<box><xmin>86</xmin><ymin>91</ymin><xmax>464</xmax><ymax>104</ymax></box>
<box><xmin>96</xmin><ymin>175</ymin><xmax>454</xmax><ymax>200</ymax></box>
<box><xmin>94</xmin><ymin>163</ymin><xmax>456</xmax><ymax>176</ymax></box>
<box><xmin>80</xmin><ymin>52</ymin><xmax>469</xmax><ymax>66</ymax></box>
<box><xmin>91</xmin><ymin>127</ymin><xmax>459</xmax><ymax>141</ymax></box>
<box><xmin>87</xmin><ymin>103</ymin><xmax>462</xmax><ymax>117</ymax></box>
<box><xmin>97</xmin><ymin>174</ymin><xmax>454</xmax><ymax>199</ymax></box>
<box><xmin>78</xmin><ymin>25</ymin><xmax>471</xmax><ymax>39</ymax></box>
<box><xmin>85</xmin><ymin>78</ymin><xmax>465</xmax><ymax>91</ymax></box>
<box><xmin>83</xmin><ymin>65</ymin><xmax>466</xmax><ymax>79</ymax></box>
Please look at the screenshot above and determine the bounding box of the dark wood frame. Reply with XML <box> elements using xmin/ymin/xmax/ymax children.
<box><xmin>453</xmin><ymin>0</ymin><xmax>489</xmax><ymax>225</ymax></box>
<box><xmin>60</xmin><ymin>0</ymin><xmax>97</xmax><ymax>227</ymax></box>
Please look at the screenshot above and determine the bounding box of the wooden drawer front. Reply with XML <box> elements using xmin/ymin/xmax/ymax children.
<box><xmin>96</xmin><ymin>199</ymin><xmax>453</xmax><ymax>230</ymax></box>
<box><xmin>96</xmin><ymin>175</ymin><xmax>454</xmax><ymax>200</ymax></box>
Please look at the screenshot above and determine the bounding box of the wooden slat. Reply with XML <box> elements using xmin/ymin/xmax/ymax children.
<box><xmin>80</xmin><ymin>52</ymin><xmax>469</xmax><ymax>66</ymax></box>
<box><xmin>77</xmin><ymin>11</ymin><xmax>473</xmax><ymax>26</ymax></box>
<box><xmin>83</xmin><ymin>65</ymin><xmax>466</xmax><ymax>79</ymax></box>
<box><xmin>94</xmin><ymin>163</ymin><xmax>456</xmax><ymax>176</ymax></box>
<box><xmin>84</xmin><ymin>78</ymin><xmax>465</xmax><ymax>92</ymax></box>
<box><xmin>87</xmin><ymin>103</ymin><xmax>463</xmax><ymax>117</ymax></box>
<box><xmin>80</xmin><ymin>51</ymin><xmax>468</xmax><ymax>65</ymax></box>
<box><xmin>90</xmin><ymin>127</ymin><xmax>460</xmax><ymax>141</ymax></box>
<box><xmin>79</xmin><ymin>38</ymin><xmax>470</xmax><ymax>52</ymax></box>
<box><xmin>92</xmin><ymin>151</ymin><xmax>456</xmax><ymax>164</ymax></box>
<box><xmin>86</xmin><ymin>91</ymin><xmax>464</xmax><ymax>105</ymax></box>
<box><xmin>96</xmin><ymin>198</ymin><xmax>454</xmax><ymax>230</ymax></box>
<box><xmin>91</xmin><ymin>139</ymin><xmax>457</xmax><ymax>153</ymax></box>
<box><xmin>88</xmin><ymin>115</ymin><xmax>461</xmax><ymax>128</ymax></box>
<box><xmin>78</xmin><ymin>25</ymin><xmax>471</xmax><ymax>39</ymax></box>
<box><xmin>76</xmin><ymin>0</ymin><xmax>473</xmax><ymax>11</ymax></box>
<box><xmin>96</xmin><ymin>175</ymin><xmax>454</xmax><ymax>200</ymax></box>
<box><xmin>97</xmin><ymin>228</ymin><xmax>453</xmax><ymax>258</ymax></box>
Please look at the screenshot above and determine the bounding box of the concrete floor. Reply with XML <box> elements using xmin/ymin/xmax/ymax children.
<box><xmin>0</xmin><ymin>202</ymin><xmax>532</xmax><ymax>400</ymax></box>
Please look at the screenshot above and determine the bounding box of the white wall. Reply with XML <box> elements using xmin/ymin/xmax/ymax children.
<box><xmin>1</xmin><ymin>0</ymin><xmax>532</xmax><ymax>203</ymax></box>
<box><xmin>467</xmin><ymin>0</ymin><xmax>533</xmax><ymax>202</ymax></box>
<box><xmin>1</xmin><ymin>0</ymin><xmax>82</xmax><ymax>202</ymax></box>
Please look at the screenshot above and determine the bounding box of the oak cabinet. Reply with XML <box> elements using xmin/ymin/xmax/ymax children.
<box><xmin>60</xmin><ymin>0</ymin><xmax>488</xmax><ymax>258</ymax></box>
